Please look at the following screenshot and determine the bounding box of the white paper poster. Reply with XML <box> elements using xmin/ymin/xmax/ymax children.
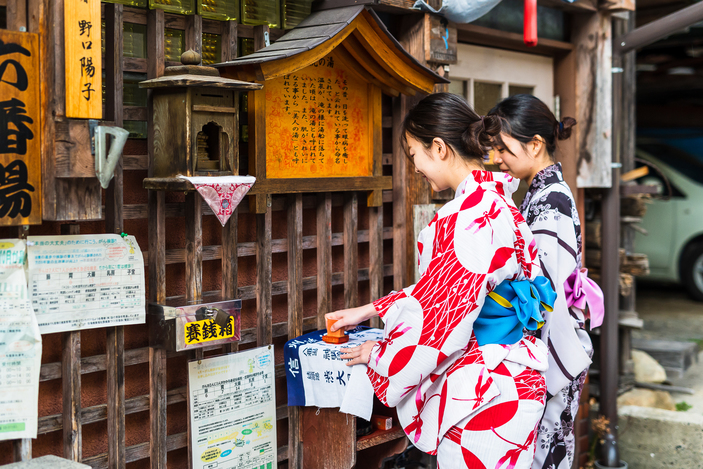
<box><xmin>188</xmin><ymin>346</ymin><xmax>277</xmax><ymax>469</ymax></box>
<box><xmin>0</xmin><ymin>239</ymin><xmax>42</xmax><ymax>440</ymax></box>
<box><xmin>27</xmin><ymin>234</ymin><xmax>146</xmax><ymax>334</ymax></box>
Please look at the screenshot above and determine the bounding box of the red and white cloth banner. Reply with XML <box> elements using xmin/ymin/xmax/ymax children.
<box><xmin>179</xmin><ymin>176</ymin><xmax>256</xmax><ymax>226</ymax></box>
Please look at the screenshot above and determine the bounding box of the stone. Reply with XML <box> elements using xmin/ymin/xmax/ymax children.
<box><xmin>617</xmin><ymin>388</ymin><xmax>676</xmax><ymax>411</ymax></box>
<box><xmin>0</xmin><ymin>455</ymin><xmax>90</xmax><ymax>469</ymax></box>
<box><xmin>632</xmin><ymin>349</ymin><xmax>668</xmax><ymax>384</ymax></box>
<box><xmin>618</xmin><ymin>405</ymin><xmax>703</xmax><ymax>469</ymax></box>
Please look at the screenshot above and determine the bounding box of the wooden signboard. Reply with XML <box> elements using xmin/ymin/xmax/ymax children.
<box><xmin>265</xmin><ymin>56</ymin><xmax>371</xmax><ymax>179</ymax></box>
<box><xmin>0</xmin><ymin>30</ymin><xmax>42</xmax><ymax>226</ymax></box>
<box><xmin>427</xmin><ymin>15</ymin><xmax>457</xmax><ymax>65</ymax></box>
<box><xmin>64</xmin><ymin>0</ymin><xmax>102</xmax><ymax>119</ymax></box>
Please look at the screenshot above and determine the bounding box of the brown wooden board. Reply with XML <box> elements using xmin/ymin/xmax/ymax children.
<box><xmin>0</xmin><ymin>30</ymin><xmax>42</xmax><ymax>226</ymax></box>
<box><xmin>64</xmin><ymin>0</ymin><xmax>102</xmax><ymax>118</ymax></box>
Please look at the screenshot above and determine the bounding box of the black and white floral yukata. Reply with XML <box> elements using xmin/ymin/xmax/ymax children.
<box><xmin>520</xmin><ymin>164</ymin><xmax>593</xmax><ymax>469</ymax></box>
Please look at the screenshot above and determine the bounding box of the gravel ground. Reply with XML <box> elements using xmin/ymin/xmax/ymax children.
<box><xmin>634</xmin><ymin>281</ymin><xmax>703</xmax><ymax>413</ymax></box>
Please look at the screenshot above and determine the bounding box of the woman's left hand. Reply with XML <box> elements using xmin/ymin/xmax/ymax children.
<box><xmin>340</xmin><ymin>340</ymin><xmax>378</xmax><ymax>367</ymax></box>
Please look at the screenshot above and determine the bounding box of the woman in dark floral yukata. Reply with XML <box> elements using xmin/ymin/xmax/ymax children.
<box><xmin>489</xmin><ymin>95</ymin><xmax>604</xmax><ymax>469</ymax></box>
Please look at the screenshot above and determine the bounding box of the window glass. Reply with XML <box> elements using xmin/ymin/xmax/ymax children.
<box><xmin>448</xmin><ymin>79</ymin><xmax>466</xmax><ymax>99</ymax></box>
<box><xmin>474</xmin><ymin>81</ymin><xmax>502</xmax><ymax>116</ymax></box>
<box><xmin>509</xmin><ymin>85</ymin><xmax>534</xmax><ymax>97</ymax></box>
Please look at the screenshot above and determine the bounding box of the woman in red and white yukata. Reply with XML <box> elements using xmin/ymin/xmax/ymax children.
<box><xmin>327</xmin><ymin>93</ymin><xmax>556</xmax><ymax>469</ymax></box>
<box><xmin>489</xmin><ymin>95</ymin><xmax>604</xmax><ymax>469</ymax></box>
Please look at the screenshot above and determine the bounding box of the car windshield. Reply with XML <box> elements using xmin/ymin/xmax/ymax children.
<box><xmin>638</xmin><ymin>141</ymin><xmax>703</xmax><ymax>185</ymax></box>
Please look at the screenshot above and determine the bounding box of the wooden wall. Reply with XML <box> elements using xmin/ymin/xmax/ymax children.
<box><xmin>0</xmin><ymin>1</ymin><xmax>409</xmax><ymax>467</ymax></box>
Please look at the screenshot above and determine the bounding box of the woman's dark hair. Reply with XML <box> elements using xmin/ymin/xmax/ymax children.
<box><xmin>487</xmin><ymin>94</ymin><xmax>577</xmax><ymax>158</ymax></box>
<box><xmin>401</xmin><ymin>93</ymin><xmax>501</xmax><ymax>164</ymax></box>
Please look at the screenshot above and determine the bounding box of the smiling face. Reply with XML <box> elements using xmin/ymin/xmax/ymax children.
<box><xmin>405</xmin><ymin>134</ymin><xmax>452</xmax><ymax>193</ymax></box>
<box><xmin>492</xmin><ymin>132</ymin><xmax>540</xmax><ymax>181</ymax></box>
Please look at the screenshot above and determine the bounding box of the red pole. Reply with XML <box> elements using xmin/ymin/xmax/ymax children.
<box><xmin>524</xmin><ymin>0</ymin><xmax>538</xmax><ymax>47</ymax></box>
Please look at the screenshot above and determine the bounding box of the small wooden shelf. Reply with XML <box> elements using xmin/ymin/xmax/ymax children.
<box><xmin>356</xmin><ymin>426</ymin><xmax>406</xmax><ymax>451</ymax></box>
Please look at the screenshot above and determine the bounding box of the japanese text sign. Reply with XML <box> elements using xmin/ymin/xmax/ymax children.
<box><xmin>64</xmin><ymin>0</ymin><xmax>102</xmax><ymax>119</ymax></box>
<box><xmin>184</xmin><ymin>316</ymin><xmax>237</xmax><ymax>346</ymax></box>
<box><xmin>265</xmin><ymin>55</ymin><xmax>371</xmax><ymax>178</ymax></box>
<box><xmin>0</xmin><ymin>31</ymin><xmax>41</xmax><ymax>226</ymax></box>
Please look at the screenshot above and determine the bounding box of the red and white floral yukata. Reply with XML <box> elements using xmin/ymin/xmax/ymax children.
<box><xmin>367</xmin><ymin>171</ymin><xmax>549</xmax><ymax>469</ymax></box>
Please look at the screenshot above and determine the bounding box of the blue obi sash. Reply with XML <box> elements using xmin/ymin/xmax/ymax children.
<box><xmin>473</xmin><ymin>277</ymin><xmax>556</xmax><ymax>346</ymax></box>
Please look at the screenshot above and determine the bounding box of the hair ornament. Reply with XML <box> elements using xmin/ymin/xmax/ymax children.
<box><xmin>559</xmin><ymin>121</ymin><xmax>564</xmax><ymax>132</ymax></box>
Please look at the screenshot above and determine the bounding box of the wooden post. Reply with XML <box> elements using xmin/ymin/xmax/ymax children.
<box><xmin>12</xmin><ymin>439</ymin><xmax>31</xmax><ymax>462</ymax></box>
<box><xmin>6</xmin><ymin>0</ymin><xmax>27</xmax><ymax>31</ymax></box>
<box><xmin>287</xmin><ymin>194</ymin><xmax>303</xmax><ymax>469</ymax></box>
<box><xmin>391</xmin><ymin>97</ymin><xmax>408</xmax><ymax>291</ymax></box>
<box><xmin>344</xmin><ymin>192</ymin><xmax>359</xmax><ymax>309</ymax></box>
<box><xmin>368</xmin><ymin>204</ymin><xmax>383</xmax><ymax>329</ymax></box>
<box><xmin>574</xmin><ymin>12</ymin><xmax>613</xmax><ymax>188</ymax></box>
<box><xmin>147</xmin><ymin>191</ymin><xmax>167</xmax><ymax>469</ymax></box>
<box><xmin>316</xmin><ymin>193</ymin><xmax>332</xmax><ymax>329</ymax></box>
<box><xmin>256</xmin><ymin>200</ymin><xmax>273</xmax><ymax>346</ymax></box>
<box><xmin>104</xmin><ymin>5</ymin><xmax>127</xmax><ymax>468</ymax></box>
<box><xmin>185</xmin><ymin>14</ymin><xmax>203</xmax><ymax>59</ymax></box>
<box><xmin>147</xmin><ymin>9</ymin><xmax>166</xmax><ymax>469</ymax></box>
<box><xmin>221</xmin><ymin>21</ymin><xmax>238</xmax><ymax>62</ymax></box>
<box><xmin>61</xmin><ymin>223</ymin><xmax>81</xmax><ymax>462</ymax></box>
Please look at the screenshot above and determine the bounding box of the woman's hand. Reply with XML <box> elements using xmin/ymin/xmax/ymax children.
<box><xmin>340</xmin><ymin>340</ymin><xmax>378</xmax><ymax>366</ymax></box>
<box><xmin>325</xmin><ymin>303</ymin><xmax>378</xmax><ymax>332</ymax></box>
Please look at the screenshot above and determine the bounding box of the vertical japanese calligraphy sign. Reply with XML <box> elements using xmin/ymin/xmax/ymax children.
<box><xmin>64</xmin><ymin>0</ymin><xmax>102</xmax><ymax>119</ymax></box>
<box><xmin>264</xmin><ymin>54</ymin><xmax>372</xmax><ymax>178</ymax></box>
<box><xmin>0</xmin><ymin>30</ymin><xmax>42</xmax><ymax>226</ymax></box>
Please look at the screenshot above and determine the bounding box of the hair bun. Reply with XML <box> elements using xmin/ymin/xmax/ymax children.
<box><xmin>557</xmin><ymin>117</ymin><xmax>577</xmax><ymax>140</ymax></box>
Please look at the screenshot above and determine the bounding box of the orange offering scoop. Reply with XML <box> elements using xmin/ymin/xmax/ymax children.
<box><xmin>322</xmin><ymin>318</ymin><xmax>349</xmax><ymax>344</ymax></box>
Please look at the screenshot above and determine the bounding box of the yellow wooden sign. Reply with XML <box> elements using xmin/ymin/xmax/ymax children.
<box><xmin>264</xmin><ymin>55</ymin><xmax>371</xmax><ymax>178</ymax></box>
<box><xmin>64</xmin><ymin>0</ymin><xmax>102</xmax><ymax>119</ymax></box>
<box><xmin>184</xmin><ymin>317</ymin><xmax>236</xmax><ymax>346</ymax></box>
<box><xmin>0</xmin><ymin>30</ymin><xmax>42</xmax><ymax>226</ymax></box>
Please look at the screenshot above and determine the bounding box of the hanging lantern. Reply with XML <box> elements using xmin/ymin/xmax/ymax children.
<box><xmin>524</xmin><ymin>0</ymin><xmax>538</xmax><ymax>47</ymax></box>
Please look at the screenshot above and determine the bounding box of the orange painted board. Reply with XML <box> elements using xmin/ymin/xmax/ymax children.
<box><xmin>0</xmin><ymin>30</ymin><xmax>42</xmax><ymax>226</ymax></box>
<box><xmin>64</xmin><ymin>0</ymin><xmax>102</xmax><ymax>119</ymax></box>
<box><xmin>264</xmin><ymin>55</ymin><xmax>371</xmax><ymax>179</ymax></box>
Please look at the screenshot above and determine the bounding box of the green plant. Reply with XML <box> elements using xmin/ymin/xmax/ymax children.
<box><xmin>676</xmin><ymin>401</ymin><xmax>693</xmax><ymax>411</ymax></box>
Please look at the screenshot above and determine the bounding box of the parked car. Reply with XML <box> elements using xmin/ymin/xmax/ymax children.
<box><xmin>634</xmin><ymin>139</ymin><xmax>703</xmax><ymax>301</ymax></box>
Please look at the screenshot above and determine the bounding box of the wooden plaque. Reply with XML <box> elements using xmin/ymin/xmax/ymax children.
<box><xmin>64</xmin><ymin>0</ymin><xmax>102</xmax><ymax>119</ymax></box>
<box><xmin>0</xmin><ymin>30</ymin><xmax>42</xmax><ymax>226</ymax></box>
<box><xmin>427</xmin><ymin>15</ymin><xmax>457</xmax><ymax>65</ymax></box>
<box><xmin>264</xmin><ymin>55</ymin><xmax>371</xmax><ymax>179</ymax></box>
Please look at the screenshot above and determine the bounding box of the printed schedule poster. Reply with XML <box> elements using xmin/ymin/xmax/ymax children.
<box><xmin>188</xmin><ymin>346</ymin><xmax>277</xmax><ymax>469</ymax></box>
<box><xmin>27</xmin><ymin>234</ymin><xmax>146</xmax><ymax>334</ymax></box>
<box><xmin>0</xmin><ymin>239</ymin><xmax>42</xmax><ymax>440</ymax></box>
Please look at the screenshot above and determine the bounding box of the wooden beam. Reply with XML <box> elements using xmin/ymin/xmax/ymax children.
<box><xmin>368</xmin><ymin>203</ymin><xmax>383</xmax><ymax>329</ymax></box>
<box><xmin>256</xmin><ymin>204</ymin><xmax>273</xmax><ymax>346</ymax></box>
<box><xmin>344</xmin><ymin>192</ymin><xmax>359</xmax><ymax>308</ymax></box>
<box><xmin>455</xmin><ymin>23</ymin><xmax>573</xmax><ymax>57</ymax></box>
<box><xmin>287</xmin><ymin>193</ymin><xmax>303</xmax><ymax>469</ymax></box>
<box><xmin>316</xmin><ymin>193</ymin><xmax>332</xmax><ymax>329</ymax></box>
<box><xmin>61</xmin><ymin>223</ymin><xmax>81</xmax><ymax>462</ymax></box>
<box><xmin>185</xmin><ymin>13</ymin><xmax>203</xmax><ymax>59</ymax></box>
<box><xmin>574</xmin><ymin>12</ymin><xmax>613</xmax><ymax>188</ymax></box>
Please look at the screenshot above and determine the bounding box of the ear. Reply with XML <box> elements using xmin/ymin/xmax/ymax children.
<box><xmin>433</xmin><ymin>138</ymin><xmax>450</xmax><ymax>160</ymax></box>
<box><xmin>531</xmin><ymin>136</ymin><xmax>545</xmax><ymax>157</ymax></box>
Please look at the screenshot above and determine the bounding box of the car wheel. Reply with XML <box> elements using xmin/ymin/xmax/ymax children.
<box><xmin>681</xmin><ymin>243</ymin><xmax>703</xmax><ymax>302</ymax></box>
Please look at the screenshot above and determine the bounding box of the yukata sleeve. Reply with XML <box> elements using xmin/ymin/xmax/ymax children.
<box><xmin>527</xmin><ymin>191</ymin><xmax>591</xmax><ymax>393</ymax></box>
<box><xmin>367</xmin><ymin>196</ymin><xmax>520</xmax><ymax>407</ymax></box>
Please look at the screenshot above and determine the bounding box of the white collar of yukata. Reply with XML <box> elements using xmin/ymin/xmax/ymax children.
<box><xmin>454</xmin><ymin>170</ymin><xmax>520</xmax><ymax>200</ymax></box>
